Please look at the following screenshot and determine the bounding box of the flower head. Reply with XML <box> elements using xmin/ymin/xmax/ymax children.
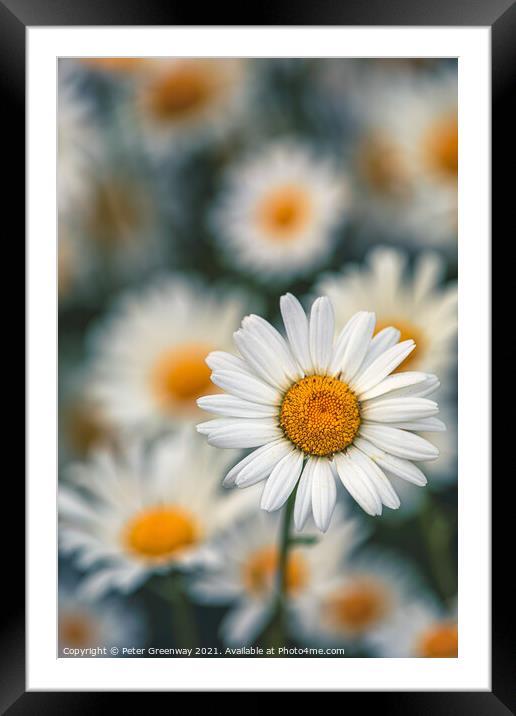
<box><xmin>197</xmin><ymin>293</ymin><xmax>442</xmax><ymax>531</ymax></box>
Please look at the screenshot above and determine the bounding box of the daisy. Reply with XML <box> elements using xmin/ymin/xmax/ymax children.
<box><xmin>58</xmin><ymin>70</ymin><xmax>102</xmax><ymax>218</ymax></box>
<box><xmin>197</xmin><ymin>292</ymin><xmax>442</xmax><ymax>530</ymax></box>
<box><xmin>317</xmin><ymin>247</ymin><xmax>457</xmax><ymax>376</ymax></box>
<box><xmin>370</xmin><ymin>597</ymin><xmax>458</xmax><ymax>657</ymax></box>
<box><xmin>89</xmin><ymin>278</ymin><xmax>250</xmax><ymax>437</ymax></box>
<box><xmin>78</xmin><ymin>57</ymin><xmax>150</xmax><ymax>76</ymax></box>
<box><xmin>292</xmin><ymin>551</ymin><xmax>420</xmax><ymax>650</ymax></box>
<box><xmin>59</xmin><ymin>430</ymin><xmax>256</xmax><ymax>599</ymax></box>
<box><xmin>210</xmin><ymin>141</ymin><xmax>348</xmax><ymax>281</ymax></box>
<box><xmin>189</xmin><ymin>506</ymin><xmax>364</xmax><ymax>646</ymax></box>
<box><xmin>133</xmin><ymin>59</ymin><xmax>249</xmax><ymax>154</ymax></box>
<box><xmin>59</xmin><ymin>586</ymin><xmax>145</xmax><ymax>655</ymax></box>
<box><xmin>347</xmin><ymin>69</ymin><xmax>457</xmax><ymax>247</ymax></box>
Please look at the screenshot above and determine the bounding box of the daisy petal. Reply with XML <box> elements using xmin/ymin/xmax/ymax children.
<box><xmin>234</xmin><ymin>328</ymin><xmax>290</xmax><ymax>390</ymax></box>
<box><xmin>359</xmin><ymin>423</ymin><xmax>439</xmax><ymax>461</ymax></box>
<box><xmin>353</xmin><ymin>437</ymin><xmax>427</xmax><ymax>486</ymax></box>
<box><xmin>360</xmin><ymin>397</ymin><xmax>438</xmax><ymax>423</ymax></box>
<box><xmin>201</xmin><ymin>419</ymin><xmax>282</xmax><ymax>449</ymax></box>
<box><xmin>222</xmin><ymin>440</ymin><xmax>284</xmax><ymax>487</ymax></box>
<box><xmin>309</xmin><ymin>297</ymin><xmax>335</xmax><ymax>374</ymax></box>
<box><xmin>391</xmin><ymin>417</ymin><xmax>446</xmax><ymax>432</ymax></box>
<box><xmin>205</xmin><ymin>350</ymin><xmax>251</xmax><ymax>375</ymax></box>
<box><xmin>311</xmin><ymin>458</ymin><xmax>337</xmax><ymax>532</ymax></box>
<box><xmin>235</xmin><ymin>440</ymin><xmax>293</xmax><ymax>488</ymax></box>
<box><xmin>197</xmin><ymin>394</ymin><xmax>277</xmax><ymax>418</ymax></box>
<box><xmin>384</xmin><ymin>374</ymin><xmax>441</xmax><ymax>399</ymax></box>
<box><xmin>328</xmin><ymin>311</ymin><xmax>363</xmax><ymax>375</ymax></box>
<box><xmin>333</xmin><ymin>452</ymin><xmax>382</xmax><ymax>516</ymax></box>
<box><xmin>348</xmin><ymin>446</ymin><xmax>400</xmax><ymax>509</ymax></box>
<box><xmin>261</xmin><ymin>450</ymin><xmax>303</xmax><ymax>512</ymax></box>
<box><xmin>339</xmin><ymin>311</ymin><xmax>376</xmax><ymax>383</ymax></box>
<box><xmin>350</xmin><ymin>340</ymin><xmax>416</xmax><ymax>394</ymax></box>
<box><xmin>360</xmin><ymin>327</ymin><xmax>401</xmax><ymax>371</ymax></box>
<box><xmin>241</xmin><ymin>314</ymin><xmax>300</xmax><ymax>382</ymax></box>
<box><xmin>211</xmin><ymin>370</ymin><xmax>280</xmax><ymax>405</ymax></box>
<box><xmin>280</xmin><ymin>293</ymin><xmax>313</xmax><ymax>373</ymax></box>
<box><xmin>293</xmin><ymin>459</ymin><xmax>315</xmax><ymax>531</ymax></box>
<box><xmin>358</xmin><ymin>371</ymin><xmax>429</xmax><ymax>401</ymax></box>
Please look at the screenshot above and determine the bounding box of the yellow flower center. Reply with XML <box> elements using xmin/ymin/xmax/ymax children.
<box><xmin>417</xmin><ymin>622</ymin><xmax>458</xmax><ymax>657</ymax></box>
<box><xmin>375</xmin><ymin>317</ymin><xmax>425</xmax><ymax>371</ymax></box>
<box><xmin>151</xmin><ymin>343</ymin><xmax>214</xmax><ymax>409</ymax></box>
<box><xmin>423</xmin><ymin>113</ymin><xmax>458</xmax><ymax>179</ymax></box>
<box><xmin>59</xmin><ymin>612</ymin><xmax>97</xmax><ymax>648</ymax></box>
<box><xmin>357</xmin><ymin>134</ymin><xmax>409</xmax><ymax>197</ymax></box>
<box><xmin>280</xmin><ymin>375</ymin><xmax>360</xmax><ymax>457</ymax></box>
<box><xmin>258</xmin><ymin>184</ymin><xmax>312</xmax><ymax>241</ymax></box>
<box><xmin>243</xmin><ymin>546</ymin><xmax>307</xmax><ymax>596</ymax></box>
<box><xmin>145</xmin><ymin>63</ymin><xmax>216</xmax><ymax>122</ymax></box>
<box><xmin>326</xmin><ymin>579</ymin><xmax>392</xmax><ymax>635</ymax></box>
<box><xmin>125</xmin><ymin>506</ymin><xmax>199</xmax><ymax>562</ymax></box>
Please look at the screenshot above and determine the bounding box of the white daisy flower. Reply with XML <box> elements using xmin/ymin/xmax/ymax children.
<box><xmin>59</xmin><ymin>587</ymin><xmax>145</xmax><ymax>655</ymax></box>
<box><xmin>369</xmin><ymin>597</ymin><xmax>458</xmax><ymax>657</ymax></box>
<box><xmin>292</xmin><ymin>551</ymin><xmax>420</xmax><ymax>649</ymax></box>
<box><xmin>189</xmin><ymin>506</ymin><xmax>364</xmax><ymax>646</ymax></box>
<box><xmin>197</xmin><ymin>292</ymin><xmax>442</xmax><ymax>530</ymax></box>
<box><xmin>133</xmin><ymin>58</ymin><xmax>250</xmax><ymax>155</ymax></box>
<box><xmin>89</xmin><ymin>278</ymin><xmax>250</xmax><ymax>437</ymax></box>
<box><xmin>317</xmin><ymin>247</ymin><xmax>457</xmax><ymax>376</ymax></box>
<box><xmin>58</xmin><ymin>70</ymin><xmax>102</xmax><ymax>218</ymax></box>
<box><xmin>59</xmin><ymin>431</ymin><xmax>256</xmax><ymax>599</ymax></box>
<box><xmin>348</xmin><ymin>70</ymin><xmax>457</xmax><ymax>247</ymax></box>
<box><xmin>210</xmin><ymin>141</ymin><xmax>348</xmax><ymax>281</ymax></box>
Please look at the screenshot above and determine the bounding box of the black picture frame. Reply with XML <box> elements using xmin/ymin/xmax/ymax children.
<box><xmin>8</xmin><ymin>0</ymin><xmax>512</xmax><ymax>709</ymax></box>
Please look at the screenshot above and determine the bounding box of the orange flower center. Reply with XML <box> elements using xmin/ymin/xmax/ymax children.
<box><xmin>124</xmin><ymin>506</ymin><xmax>199</xmax><ymax>562</ymax></box>
<box><xmin>258</xmin><ymin>185</ymin><xmax>312</xmax><ymax>241</ymax></box>
<box><xmin>417</xmin><ymin>622</ymin><xmax>458</xmax><ymax>657</ymax></box>
<box><xmin>423</xmin><ymin>113</ymin><xmax>458</xmax><ymax>179</ymax></box>
<box><xmin>280</xmin><ymin>375</ymin><xmax>360</xmax><ymax>457</ymax></box>
<box><xmin>357</xmin><ymin>134</ymin><xmax>409</xmax><ymax>197</ymax></box>
<box><xmin>243</xmin><ymin>546</ymin><xmax>307</xmax><ymax>596</ymax></box>
<box><xmin>326</xmin><ymin>579</ymin><xmax>392</xmax><ymax>635</ymax></box>
<box><xmin>59</xmin><ymin>612</ymin><xmax>97</xmax><ymax>648</ymax></box>
<box><xmin>375</xmin><ymin>317</ymin><xmax>425</xmax><ymax>371</ymax></box>
<box><xmin>145</xmin><ymin>64</ymin><xmax>216</xmax><ymax>122</ymax></box>
<box><xmin>151</xmin><ymin>343</ymin><xmax>214</xmax><ymax>409</ymax></box>
<box><xmin>81</xmin><ymin>57</ymin><xmax>146</xmax><ymax>73</ymax></box>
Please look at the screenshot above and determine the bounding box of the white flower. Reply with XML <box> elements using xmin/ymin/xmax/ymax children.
<box><xmin>59</xmin><ymin>586</ymin><xmax>145</xmax><ymax>655</ymax></box>
<box><xmin>189</xmin><ymin>506</ymin><xmax>364</xmax><ymax>646</ymax></box>
<box><xmin>348</xmin><ymin>70</ymin><xmax>457</xmax><ymax>247</ymax></box>
<box><xmin>210</xmin><ymin>142</ymin><xmax>348</xmax><ymax>280</ymax></box>
<box><xmin>197</xmin><ymin>292</ymin><xmax>442</xmax><ymax>531</ymax></box>
<box><xmin>89</xmin><ymin>278</ymin><xmax>250</xmax><ymax>437</ymax></box>
<box><xmin>59</xmin><ymin>431</ymin><xmax>256</xmax><ymax>598</ymax></box>
<box><xmin>133</xmin><ymin>59</ymin><xmax>250</xmax><ymax>155</ymax></box>
<box><xmin>369</xmin><ymin>597</ymin><xmax>458</xmax><ymax>657</ymax></box>
<box><xmin>317</xmin><ymin>247</ymin><xmax>457</xmax><ymax>376</ymax></box>
<box><xmin>292</xmin><ymin>551</ymin><xmax>420</xmax><ymax>649</ymax></box>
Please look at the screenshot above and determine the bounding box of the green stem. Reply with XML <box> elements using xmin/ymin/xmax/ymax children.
<box><xmin>148</xmin><ymin>572</ymin><xmax>199</xmax><ymax>649</ymax></box>
<box><xmin>276</xmin><ymin>488</ymin><xmax>297</xmax><ymax>602</ymax></box>
<box><xmin>420</xmin><ymin>494</ymin><xmax>457</xmax><ymax>602</ymax></box>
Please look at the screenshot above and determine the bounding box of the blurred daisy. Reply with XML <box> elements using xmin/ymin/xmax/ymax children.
<box><xmin>317</xmin><ymin>247</ymin><xmax>457</xmax><ymax>376</ymax></box>
<box><xmin>211</xmin><ymin>142</ymin><xmax>348</xmax><ymax>281</ymax></box>
<box><xmin>293</xmin><ymin>551</ymin><xmax>419</xmax><ymax>650</ymax></box>
<box><xmin>189</xmin><ymin>506</ymin><xmax>363</xmax><ymax>646</ymax></box>
<box><xmin>348</xmin><ymin>70</ymin><xmax>457</xmax><ymax>246</ymax></box>
<box><xmin>59</xmin><ymin>587</ymin><xmax>145</xmax><ymax>655</ymax></box>
<box><xmin>58</xmin><ymin>72</ymin><xmax>102</xmax><ymax>217</ymax></box>
<box><xmin>197</xmin><ymin>292</ymin><xmax>442</xmax><ymax>530</ymax></box>
<box><xmin>79</xmin><ymin>57</ymin><xmax>149</xmax><ymax>76</ymax></box>
<box><xmin>134</xmin><ymin>59</ymin><xmax>249</xmax><ymax>154</ymax></box>
<box><xmin>89</xmin><ymin>278</ymin><xmax>249</xmax><ymax>436</ymax></box>
<box><xmin>370</xmin><ymin>597</ymin><xmax>458</xmax><ymax>657</ymax></box>
<box><xmin>59</xmin><ymin>431</ymin><xmax>255</xmax><ymax>598</ymax></box>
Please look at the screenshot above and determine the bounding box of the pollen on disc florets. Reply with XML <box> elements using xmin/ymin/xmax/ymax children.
<box><xmin>279</xmin><ymin>375</ymin><xmax>361</xmax><ymax>457</ymax></box>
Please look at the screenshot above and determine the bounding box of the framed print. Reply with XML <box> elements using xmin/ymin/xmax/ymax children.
<box><xmin>7</xmin><ymin>0</ymin><xmax>513</xmax><ymax>708</ymax></box>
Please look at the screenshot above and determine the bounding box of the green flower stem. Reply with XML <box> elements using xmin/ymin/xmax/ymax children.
<box><xmin>420</xmin><ymin>493</ymin><xmax>457</xmax><ymax>602</ymax></box>
<box><xmin>149</xmin><ymin>572</ymin><xmax>199</xmax><ymax>649</ymax></box>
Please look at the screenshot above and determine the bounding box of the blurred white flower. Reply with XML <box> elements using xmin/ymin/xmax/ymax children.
<box><xmin>198</xmin><ymin>292</ymin><xmax>442</xmax><ymax>529</ymax></box>
<box><xmin>210</xmin><ymin>142</ymin><xmax>348</xmax><ymax>281</ymax></box>
<box><xmin>59</xmin><ymin>430</ymin><xmax>257</xmax><ymax>598</ymax></box>
<box><xmin>369</xmin><ymin>596</ymin><xmax>457</xmax><ymax>657</ymax></box>
<box><xmin>59</xmin><ymin>586</ymin><xmax>145</xmax><ymax>655</ymax></box>
<box><xmin>317</xmin><ymin>247</ymin><xmax>457</xmax><ymax>376</ymax></box>
<box><xmin>189</xmin><ymin>506</ymin><xmax>364</xmax><ymax>646</ymax></box>
<box><xmin>292</xmin><ymin>551</ymin><xmax>421</xmax><ymax>649</ymax></box>
<box><xmin>133</xmin><ymin>59</ymin><xmax>250</xmax><ymax>155</ymax></box>
<box><xmin>89</xmin><ymin>277</ymin><xmax>249</xmax><ymax>437</ymax></box>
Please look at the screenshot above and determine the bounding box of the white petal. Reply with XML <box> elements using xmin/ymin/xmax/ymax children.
<box><xmin>392</xmin><ymin>417</ymin><xmax>446</xmax><ymax>432</ymax></box>
<box><xmin>211</xmin><ymin>370</ymin><xmax>280</xmax><ymax>405</ymax></box>
<box><xmin>206</xmin><ymin>350</ymin><xmax>250</xmax><ymax>374</ymax></box>
<box><xmin>261</xmin><ymin>449</ymin><xmax>303</xmax><ymax>511</ymax></box>
<box><xmin>311</xmin><ymin>459</ymin><xmax>337</xmax><ymax>532</ymax></box>
<box><xmin>222</xmin><ymin>440</ymin><xmax>284</xmax><ymax>487</ymax></box>
<box><xmin>359</xmin><ymin>423</ymin><xmax>439</xmax><ymax>461</ymax></box>
<box><xmin>203</xmin><ymin>419</ymin><xmax>283</xmax><ymax>449</ymax></box>
<box><xmin>350</xmin><ymin>340</ymin><xmax>416</xmax><ymax>395</ymax></box>
<box><xmin>241</xmin><ymin>314</ymin><xmax>300</xmax><ymax>382</ymax></box>
<box><xmin>236</xmin><ymin>440</ymin><xmax>293</xmax><ymax>488</ymax></box>
<box><xmin>360</xmin><ymin>327</ymin><xmax>401</xmax><ymax>371</ymax></box>
<box><xmin>234</xmin><ymin>328</ymin><xmax>290</xmax><ymax>390</ymax></box>
<box><xmin>348</xmin><ymin>446</ymin><xmax>400</xmax><ymax>509</ymax></box>
<box><xmin>384</xmin><ymin>374</ymin><xmax>441</xmax><ymax>399</ymax></box>
<box><xmin>333</xmin><ymin>452</ymin><xmax>382</xmax><ymax>516</ymax></box>
<box><xmin>280</xmin><ymin>293</ymin><xmax>312</xmax><ymax>373</ymax></box>
<box><xmin>339</xmin><ymin>312</ymin><xmax>376</xmax><ymax>383</ymax></box>
<box><xmin>328</xmin><ymin>312</ymin><xmax>363</xmax><ymax>375</ymax></box>
<box><xmin>309</xmin><ymin>297</ymin><xmax>335</xmax><ymax>374</ymax></box>
<box><xmin>220</xmin><ymin>602</ymin><xmax>271</xmax><ymax>647</ymax></box>
<box><xmin>197</xmin><ymin>394</ymin><xmax>277</xmax><ymax>418</ymax></box>
<box><xmin>360</xmin><ymin>397</ymin><xmax>438</xmax><ymax>423</ymax></box>
<box><xmin>293</xmin><ymin>459</ymin><xmax>315</xmax><ymax>531</ymax></box>
<box><xmin>354</xmin><ymin>437</ymin><xmax>427</xmax><ymax>486</ymax></box>
<box><xmin>359</xmin><ymin>371</ymin><xmax>429</xmax><ymax>401</ymax></box>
